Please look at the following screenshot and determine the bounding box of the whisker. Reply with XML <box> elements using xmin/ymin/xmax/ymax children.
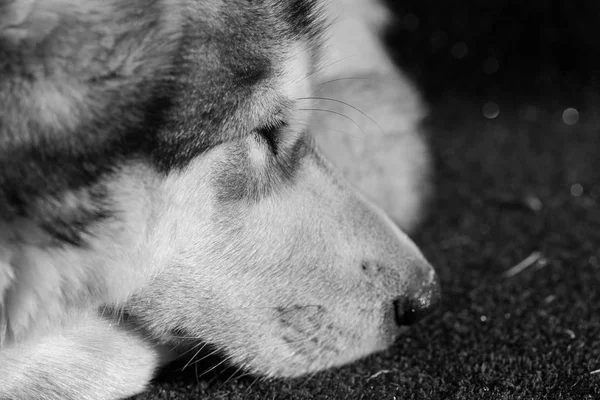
<box><xmin>316</xmin><ymin>76</ymin><xmax>377</xmax><ymax>86</ymax></box>
<box><xmin>181</xmin><ymin>342</ymin><xmax>212</xmax><ymax>371</ymax></box>
<box><xmin>297</xmin><ymin>97</ymin><xmax>385</xmax><ymax>135</ymax></box>
<box><xmin>238</xmin><ymin>370</ymin><xmax>255</xmax><ymax>380</ymax></box>
<box><xmin>295</xmin><ymin>121</ymin><xmax>359</xmax><ymax>137</ymax></box>
<box><xmin>206</xmin><ymin>356</ymin><xmax>241</xmax><ymax>387</ymax></box>
<box><xmin>217</xmin><ymin>363</ymin><xmax>248</xmax><ymax>390</ymax></box>
<box><xmin>169</xmin><ymin>335</ymin><xmax>208</xmax><ymax>340</ymax></box>
<box><xmin>101</xmin><ymin>306</ymin><xmax>124</xmax><ymax>325</ymax></box>
<box><xmin>195</xmin><ymin>355</ymin><xmax>234</xmax><ymax>381</ymax></box>
<box><xmin>244</xmin><ymin>374</ymin><xmax>264</xmax><ymax>394</ymax></box>
<box><xmin>178</xmin><ymin>340</ymin><xmax>208</xmax><ymax>359</ymax></box>
<box><xmin>297</xmin><ymin>108</ymin><xmax>367</xmax><ymax>137</ymax></box>
<box><xmin>295</xmin><ymin>55</ymin><xmax>356</xmax><ymax>84</ymax></box>
<box><xmin>99</xmin><ymin>305</ymin><xmax>108</xmax><ymax>319</ymax></box>
<box><xmin>191</xmin><ymin>346</ymin><xmax>226</xmax><ymax>366</ymax></box>
<box><xmin>113</xmin><ymin>308</ymin><xmax>124</xmax><ymax>325</ymax></box>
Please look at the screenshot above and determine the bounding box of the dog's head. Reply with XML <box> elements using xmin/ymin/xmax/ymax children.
<box><xmin>126</xmin><ymin>134</ymin><xmax>439</xmax><ymax>376</ymax></box>
<box><xmin>0</xmin><ymin>0</ymin><xmax>438</xmax><ymax>376</ymax></box>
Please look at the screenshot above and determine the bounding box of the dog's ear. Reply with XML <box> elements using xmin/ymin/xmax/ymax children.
<box><xmin>0</xmin><ymin>0</ymin><xmax>182</xmax><ymax>159</ymax></box>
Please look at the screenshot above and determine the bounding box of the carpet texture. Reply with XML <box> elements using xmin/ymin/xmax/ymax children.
<box><xmin>134</xmin><ymin>1</ymin><xmax>600</xmax><ymax>398</ymax></box>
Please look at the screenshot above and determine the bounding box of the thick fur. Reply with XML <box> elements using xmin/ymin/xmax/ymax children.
<box><xmin>0</xmin><ymin>0</ymin><xmax>437</xmax><ymax>399</ymax></box>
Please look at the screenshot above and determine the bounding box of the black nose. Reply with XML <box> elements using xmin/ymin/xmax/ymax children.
<box><xmin>393</xmin><ymin>275</ymin><xmax>441</xmax><ymax>326</ymax></box>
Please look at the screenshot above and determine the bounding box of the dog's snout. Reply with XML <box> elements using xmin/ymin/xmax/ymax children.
<box><xmin>393</xmin><ymin>274</ymin><xmax>441</xmax><ymax>326</ymax></box>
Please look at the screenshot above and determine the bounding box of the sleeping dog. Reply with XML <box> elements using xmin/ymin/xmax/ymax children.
<box><xmin>0</xmin><ymin>0</ymin><xmax>439</xmax><ymax>398</ymax></box>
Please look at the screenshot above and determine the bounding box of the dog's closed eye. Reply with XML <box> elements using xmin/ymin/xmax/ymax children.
<box><xmin>254</xmin><ymin>120</ymin><xmax>288</xmax><ymax>155</ymax></box>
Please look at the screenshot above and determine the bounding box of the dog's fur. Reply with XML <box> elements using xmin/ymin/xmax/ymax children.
<box><xmin>0</xmin><ymin>0</ymin><xmax>438</xmax><ymax>398</ymax></box>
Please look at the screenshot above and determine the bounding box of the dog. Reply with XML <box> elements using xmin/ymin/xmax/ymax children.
<box><xmin>0</xmin><ymin>0</ymin><xmax>439</xmax><ymax>398</ymax></box>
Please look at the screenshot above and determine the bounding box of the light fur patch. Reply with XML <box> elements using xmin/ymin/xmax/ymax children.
<box><xmin>281</xmin><ymin>42</ymin><xmax>314</xmax><ymax>137</ymax></box>
<box><xmin>0</xmin><ymin>163</ymin><xmax>159</xmax><ymax>344</ymax></box>
<box><xmin>0</xmin><ymin>313</ymin><xmax>163</xmax><ymax>400</ymax></box>
<box><xmin>318</xmin><ymin>0</ymin><xmax>394</xmax><ymax>77</ymax></box>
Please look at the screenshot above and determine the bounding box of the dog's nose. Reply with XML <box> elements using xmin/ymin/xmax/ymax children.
<box><xmin>393</xmin><ymin>274</ymin><xmax>441</xmax><ymax>326</ymax></box>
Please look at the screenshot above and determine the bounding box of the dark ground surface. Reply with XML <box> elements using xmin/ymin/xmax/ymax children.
<box><xmin>134</xmin><ymin>2</ymin><xmax>600</xmax><ymax>399</ymax></box>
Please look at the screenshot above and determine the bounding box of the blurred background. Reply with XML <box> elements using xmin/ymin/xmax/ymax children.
<box><xmin>385</xmin><ymin>0</ymin><xmax>600</xmax><ymax>108</ymax></box>
<box><xmin>383</xmin><ymin>0</ymin><xmax>600</xmax><ymax>216</ymax></box>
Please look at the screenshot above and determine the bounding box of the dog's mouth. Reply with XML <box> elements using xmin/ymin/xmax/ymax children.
<box><xmin>155</xmin><ymin>289</ymin><xmax>440</xmax><ymax>380</ymax></box>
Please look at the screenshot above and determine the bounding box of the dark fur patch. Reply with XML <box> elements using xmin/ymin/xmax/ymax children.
<box><xmin>1</xmin><ymin>0</ymin><xmax>325</xmax><ymax>245</ymax></box>
<box><xmin>0</xmin><ymin>0</ymin><xmax>182</xmax><ymax>236</ymax></box>
<box><xmin>39</xmin><ymin>204</ymin><xmax>112</xmax><ymax>248</ymax></box>
<box><xmin>213</xmin><ymin>131</ymin><xmax>310</xmax><ymax>204</ymax></box>
<box><xmin>280</xmin><ymin>0</ymin><xmax>322</xmax><ymax>38</ymax></box>
<box><xmin>151</xmin><ymin>1</ymin><xmax>321</xmax><ymax>173</ymax></box>
<box><xmin>3</xmin><ymin>182</ymin><xmax>113</xmax><ymax>248</ymax></box>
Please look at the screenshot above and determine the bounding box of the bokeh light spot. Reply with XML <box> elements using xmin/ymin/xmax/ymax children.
<box><xmin>483</xmin><ymin>102</ymin><xmax>500</xmax><ymax>119</ymax></box>
<box><xmin>570</xmin><ymin>183</ymin><xmax>583</xmax><ymax>197</ymax></box>
<box><xmin>562</xmin><ymin>108</ymin><xmax>579</xmax><ymax>125</ymax></box>
<box><xmin>451</xmin><ymin>42</ymin><xmax>468</xmax><ymax>59</ymax></box>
